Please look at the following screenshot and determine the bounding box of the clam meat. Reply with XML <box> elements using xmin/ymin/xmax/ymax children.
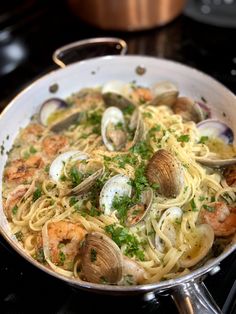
<box><xmin>101</xmin><ymin>107</ymin><xmax>144</xmax><ymax>152</ymax></box>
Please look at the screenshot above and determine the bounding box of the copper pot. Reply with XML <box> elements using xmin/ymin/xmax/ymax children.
<box><xmin>67</xmin><ymin>0</ymin><xmax>186</xmax><ymax>31</ymax></box>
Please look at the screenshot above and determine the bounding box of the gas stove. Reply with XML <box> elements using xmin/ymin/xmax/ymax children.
<box><xmin>0</xmin><ymin>1</ymin><xmax>236</xmax><ymax>313</ymax></box>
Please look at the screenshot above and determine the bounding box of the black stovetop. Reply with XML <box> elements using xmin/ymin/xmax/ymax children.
<box><xmin>0</xmin><ymin>1</ymin><xmax>236</xmax><ymax>313</ymax></box>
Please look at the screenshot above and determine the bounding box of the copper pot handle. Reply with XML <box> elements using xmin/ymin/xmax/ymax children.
<box><xmin>170</xmin><ymin>279</ymin><xmax>222</xmax><ymax>314</ymax></box>
<box><xmin>52</xmin><ymin>37</ymin><xmax>127</xmax><ymax>68</ymax></box>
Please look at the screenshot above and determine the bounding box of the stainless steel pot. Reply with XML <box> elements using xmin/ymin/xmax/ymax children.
<box><xmin>1</xmin><ymin>38</ymin><xmax>236</xmax><ymax>314</ymax></box>
<box><xmin>67</xmin><ymin>0</ymin><xmax>186</xmax><ymax>31</ymax></box>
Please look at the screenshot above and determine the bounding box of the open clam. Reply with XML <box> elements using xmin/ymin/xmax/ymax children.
<box><xmin>196</xmin><ymin>119</ymin><xmax>236</xmax><ymax>167</ymax></box>
<box><xmin>49</xmin><ymin>150</ymin><xmax>104</xmax><ymax>195</ymax></box>
<box><xmin>172</xmin><ymin>96</ymin><xmax>205</xmax><ymax>123</ymax></box>
<box><xmin>99</xmin><ymin>174</ymin><xmax>153</xmax><ymax>226</ymax></box>
<box><xmin>126</xmin><ymin>188</ymin><xmax>153</xmax><ymax>227</ymax></box>
<box><xmin>146</xmin><ymin>149</ymin><xmax>184</xmax><ymax>198</ymax></box>
<box><xmin>155</xmin><ymin>207</ymin><xmax>183</xmax><ymax>252</ymax></box>
<box><xmin>101</xmin><ymin>107</ymin><xmax>144</xmax><ymax>152</ymax></box>
<box><xmin>120</xmin><ymin>256</ymin><xmax>146</xmax><ymax>285</ymax></box>
<box><xmin>102</xmin><ymin>80</ymin><xmax>135</xmax><ymax>109</ymax></box>
<box><xmin>101</xmin><ymin>107</ymin><xmax>127</xmax><ymax>151</ymax></box>
<box><xmin>179</xmin><ymin>224</ymin><xmax>214</xmax><ymax>268</ymax></box>
<box><xmin>39</xmin><ymin>98</ymin><xmax>81</xmax><ymax>132</ymax></box>
<box><xmin>99</xmin><ymin>174</ymin><xmax>132</xmax><ymax>215</ymax></box>
<box><xmin>80</xmin><ymin>232</ymin><xmax>123</xmax><ymax>284</ymax></box>
<box><xmin>149</xmin><ymin>81</ymin><xmax>179</xmax><ymax>107</ymax></box>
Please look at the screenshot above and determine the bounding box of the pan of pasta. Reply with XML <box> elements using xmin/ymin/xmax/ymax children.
<box><xmin>0</xmin><ymin>38</ymin><xmax>236</xmax><ymax>314</ymax></box>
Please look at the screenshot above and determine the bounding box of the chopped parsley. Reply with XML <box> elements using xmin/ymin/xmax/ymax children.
<box><xmin>90</xmin><ymin>248</ymin><xmax>97</xmax><ymax>262</ymax></box>
<box><xmin>87</xmin><ymin>111</ymin><xmax>102</xmax><ymax>125</ymax></box>
<box><xmin>44</xmin><ymin>164</ymin><xmax>50</xmax><ymax>173</ymax></box>
<box><xmin>142</xmin><ymin>112</ymin><xmax>153</xmax><ymax>118</ymax></box>
<box><xmin>103</xmin><ymin>154</ymin><xmax>138</xmax><ymax>169</ymax></box>
<box><xmin>122</xmin><ymin>104</ymin><xmax>135</xmax><ymax>115</ymax></box>
<box><xmin>177</xmin><ymin>134</ymin><xmax>190</xmax><ymax>143</ymax></box>
<box><xmin>23</xmin><ymin>151</ymin><xmax>30</xmax><ymax>160</ymax></box>
<box><xmin>148</xmin><ymin>125</ymin><xmax>161</xmax><ymax>139</ymax></box>
<box><xmin>33</xmin><ymin>187</ymin><xmax>42</xmax><ymax>202</ymax></box>
<box><xmin>199</xmin><ymin>136</ymin><xmax>209</xmax><ymax>144</ymax></box>
<box><xmin>69</xmin><ymin>166</ymin><xmax>83</xmax><ymax>187</ymax></box>
<box><xmin>69</xmin><ymin>196</ymin><xmax>79</xmax><ymax>206</ymax></box>
<box><xmin>112</xmin><ymin>194</ymin><xmax>132</xmax><ymax>223</ymax></box>
<box><xmin>203</xmin><ymin>204</ymin><xmax>215</xmax><ymax>212</ymax></box>
<box><xmin>105</xmin><ymin>224</ymin><xmax>145</xmax><ymax>261</ymax></box>
<box><xmin>131</xmin><ymin>165</ymin><xmax>149</xmax><ymax>200</ymax></box>
<box><xmin>210</xmin><ymin>196</ymin><xmax>216</xmax><ymax>202</ymax></box>
<box><xmin>59</xmin><ymin>251</ymin><xmax>66</xmax><ymax>265</ymax></box>
<box><xmin>35</xmin><ymin>248</ymin><xmax>46</xmax><ymax>263</ymax></box>
<box><xmin>190</xmin><ymin>199</ymin><xmax>198</xmax><ymax>211</ymax></box>
<box><xmin>198</xmin><ymin>195</ymin><xmax>205</xmax><ymax>201</ymax></box>
<box><xmin>29</xmin><ymin>145</ymin><xmax>37</xmax><ymax>154</ymax></box>
<box><xmin>130</xmin><ymin>141</ymin><xmax>153</xmax><ymax>160</ymax></box>
<box><xmin>15</xmin><ymin>231</ymin><xmax>23</xmax><ymax>241</ymax></box>
<box><xmin>12</xmin><ymin>205</ymin><xmax>18</xmax><ymax>215</ymax></box>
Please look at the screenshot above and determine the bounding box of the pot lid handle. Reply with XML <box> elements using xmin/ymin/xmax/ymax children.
<box><xmin>52</xmin><ymin>37</ymin><xmax>127</xmax><ymax>68</ymax></box>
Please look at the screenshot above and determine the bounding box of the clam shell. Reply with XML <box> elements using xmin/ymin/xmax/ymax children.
<box><xmin>126</xmin><ymin>108</ymin><xmax>145</xmax><ymax>150</ymax></box>
<box><xmin>196</xmin><ymin>119</ymin><xmax>236</xmax><ymax>167</ymax></box>
<box><xmin>173</xmin><ymin>97</ymin><xmax>205</xmax><ymax>123</ymax></box>
<box><xmin>49</xmin><ymin>151</ymin><xmax>88</xmax><ymax>182</ymax></box>
<box><xmin>150</xmin><ymin>81</ymin><xmax>179</xmax><ymax>107</ymax></box>
<box><xmin>126</xmin><ymin>188</ymin><xmax>153</xmax><ymax>227</ymax></box>
<box><xmin>179</xmin><ymin>224</ymin><xmax>214</xmax><ymax>268</ymax></box>
<box><xmin>101</xmin><ymin>107</ymin><xmax>126</xmax><ymax>151</ymax></box>
<box><xmin>146</xmin><ymin>149</ymin><xmax>184</xmax><ymax>198</ymax></box>
<box><xmin>155</xmin><ymin>207</ymin><xmax>183</xmax><ymax>252</ymax></box>
<box><xmin>120</xmin><ymin>256</ymin><xmax>146</xmax><ymax>285</ymax></box>
<box><xmin>80</xmin><ymin>232</ymin><xmax>123</xmax><ymax>284</ymax></box>
<box><xmin>102</xmin><ymin>80</ymin><xmax>134</xmax><ymax>109</ymax></box>
<box><xmin>70</xmin><ymin>166</ymin><xmax>105</xmax><ymax>195</ymax></box>
<box><xmin>99</xmin><ymin>174</ymin><xmax>132</xmax><ymax>215</ymax></box>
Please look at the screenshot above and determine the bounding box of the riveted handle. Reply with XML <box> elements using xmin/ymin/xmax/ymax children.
<box><xmin>171</xmin><ymin>280</ymin><xmax>222</xmax><ymax>314</ymax></box>
<box><xmin>52</xmin><ymin>37</ymin><xmax>127</xmax><ymax>68</ymax></box>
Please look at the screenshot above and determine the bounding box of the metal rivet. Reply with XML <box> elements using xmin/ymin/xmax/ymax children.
<box><xmin>209</xmin><ymin>265</ymin><xmax>221</xmax><ymax>275</ymax></box>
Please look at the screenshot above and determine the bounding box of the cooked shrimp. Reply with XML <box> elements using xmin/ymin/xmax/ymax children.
<box><xmin>4</xmin><ymin>185</ymin><xmax>30</xmax><ymax>219</ymax></box>
<box><xmin>21</xmin><ymin>123</ymin><xmax>45</xmax><ymax>142</ymax></box>
<box><xmin>223</xmin><ymin>165</ymin><xmax>236</xmax><ymax>187</ymax></box>
<box><xmin>199</xmin><ymin>202</ymin><xmax>236</xmax><ymax>237</ymax></box>
<box><xmin>47</xmin><ymin>221</ymin><xmax>86</xmax><ymax>270</ymax></box>
<box><xmin>4</xmin><ymin>155</ymin><xmax>43</xmax><ymax>183</ymax></box>
<box><xmin>42</xmin><ymin>134</ymin><xmax>68</xmax><ymax>157</ymax></box>
<box><xmin>130</xmin><ymin>87</ymin><xmax>153</xmax><ymax>104</ymax></box>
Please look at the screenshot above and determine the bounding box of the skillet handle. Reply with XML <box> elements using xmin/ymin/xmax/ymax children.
<box><xmin>52</xmin><ymin>37</ymin><xmax>127</xmax><ymax>68</ymax></box>
<box><xmin>170</xmin><ymin>279</ymin><xmax>222</xmax><ymax>314</ymax></box>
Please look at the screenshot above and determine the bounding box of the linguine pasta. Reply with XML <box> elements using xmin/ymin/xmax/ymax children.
<box><xmin>2</xmin><ymin>85</ymin><xmax>236</xmax><ymax>285</ymax></box>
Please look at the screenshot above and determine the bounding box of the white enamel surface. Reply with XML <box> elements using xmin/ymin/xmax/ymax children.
<box><xmin>99</xmin><ymin>174</ymin><xmax>132</xmax><ymax>215</ymax></box>
<box><xmin>101</xmin><ymin>106</ymin><xmax>125</xmax><ymax>151</ymax></box>
<box><xmin>0</xmin><ymin>55</ymin><xmax>236</xmax><ymax>291</ymax></box>
<box><xmin>49</xmin><ymin>150</ymin><xmax>88</xmax><ymax>182</ymax></box>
